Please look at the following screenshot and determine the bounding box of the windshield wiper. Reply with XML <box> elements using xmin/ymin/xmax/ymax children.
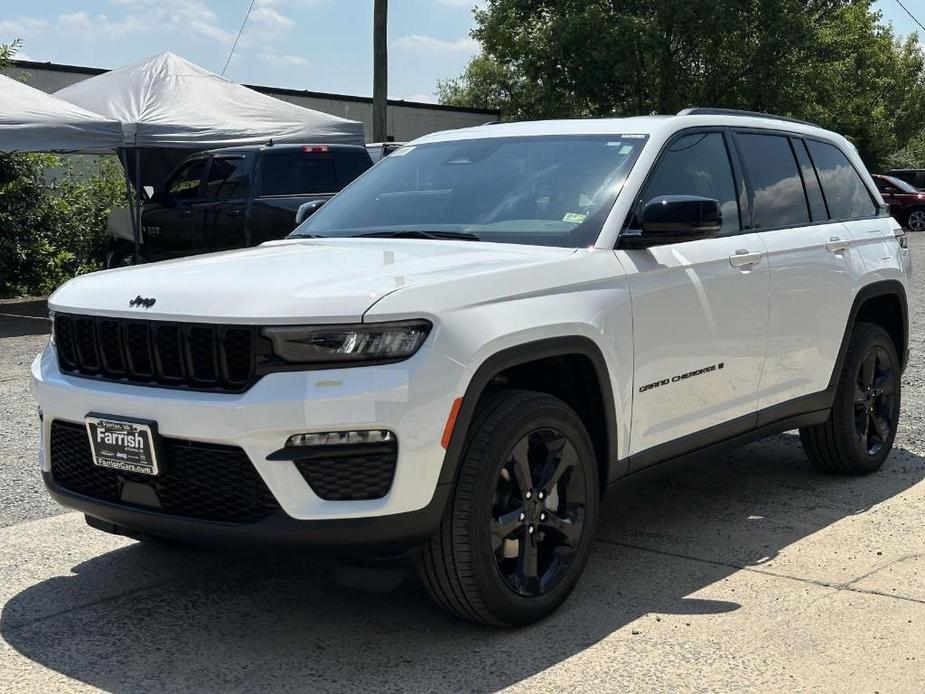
<box><xmin>355</xmin><ymin>229</ymin><xmax>480</xmax><ymax>241</ymax></box>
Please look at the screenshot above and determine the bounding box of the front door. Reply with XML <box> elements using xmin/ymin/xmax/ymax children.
<box><xmin>200</xmin><ymin>153</ymin><xmax>253</xmax><ymax>252</ymax></box>
<box><xmin>618</xmin><ymin>130</ymin><xmax>770</xmax><ymax>463</ymax></box>
<box><xmin>142</xmin><ymin>157</ymin><xmax>209</xmax><ymax>261</ymax></box>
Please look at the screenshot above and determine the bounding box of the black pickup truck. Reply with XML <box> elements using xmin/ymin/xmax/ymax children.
<box><xmin>107</xmin><ymin>143</ymin><xmax>373</xmax><ymax>266</ymax></box>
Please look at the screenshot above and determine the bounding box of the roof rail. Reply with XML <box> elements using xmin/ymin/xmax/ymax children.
<box><xmin>677</xmin><ymin>107</ymin><xmax>820</xmax><ymax>128</ymax></box>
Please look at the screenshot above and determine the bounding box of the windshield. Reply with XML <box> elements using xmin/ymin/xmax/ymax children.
<box><xmin>291</xmin><ymin>134</ymin><xmax>649</xmax><ymax>247</ymax></box>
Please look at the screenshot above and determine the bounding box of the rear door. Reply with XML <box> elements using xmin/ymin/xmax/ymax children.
<box><xmin>200</xmin><ymin>153</ymin><xmax>253</xmax><ymax>252</ymax></box>
<box><xmin>141</xmin><ymin>157</ymin><xmax>209</xmax><ymax>260</ymax></box>
<box><xmin>742</xmin><ymin>132</ymin><xmax>868</xmax><ymax>416</ymax></box>
<box><xmin>619</xmin><ymin>129</ymin><xmax>771</xmax><ymax>462</ymax></box>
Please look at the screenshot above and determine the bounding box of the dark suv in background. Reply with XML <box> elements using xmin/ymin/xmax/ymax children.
<box><xmin>873</xmin><ymin>174</ymin><xmax>925</xmax><ymax>231</ymax></box>
<box><xmin>108</xmin><ymin>144</ymin><xmax>373</xmax><ymax>266</ymax></box>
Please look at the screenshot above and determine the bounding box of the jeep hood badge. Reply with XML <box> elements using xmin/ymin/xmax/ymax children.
<box><xmin>129</xmin><ymin>295</ymin><xmax>156</xmax><ymax>309</ymax></box>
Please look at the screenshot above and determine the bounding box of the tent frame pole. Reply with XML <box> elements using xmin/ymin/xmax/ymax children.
<box><xmin>134</xmin><ymin>150</ymin><xmax>142</xmax><ymax>263</ymax></box>
<box><xmin>118</xmin><ymin>148</ymin><xmax>142</xmax><ymax>264</ymax></box>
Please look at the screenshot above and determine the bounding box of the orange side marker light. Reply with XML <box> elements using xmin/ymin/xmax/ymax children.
<box><xmin>441</xmin><ymin>397</ymin><xmax>463</xmax><ymax>449</ymax></box>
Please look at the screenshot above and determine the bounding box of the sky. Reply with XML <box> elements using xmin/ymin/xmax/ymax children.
<box><xmin>0</xmin><ymin>1</ymin><xmax>921</xmax><ymax>103</ymax></box>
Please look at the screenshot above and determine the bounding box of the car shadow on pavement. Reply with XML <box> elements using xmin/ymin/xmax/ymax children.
<box><xmin>2</xmin><ymin>433</ymin><xmax>924</xmax><ymax>692</ymax></box>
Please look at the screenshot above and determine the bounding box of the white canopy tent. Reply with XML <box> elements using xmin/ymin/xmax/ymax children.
<box><xmin>51</xmin><ymin>52</ymin><xmax>367</xmax><ymax>261</ymax></box>
<box><xmin>53</xmin><ymin>52</ymin><xmax>366</xmax><ymax>149</ymax></box>
<box><xmin>0</xmin><ymin>73</ymin><xmax>122</xmax><ymax>153</ymax></box>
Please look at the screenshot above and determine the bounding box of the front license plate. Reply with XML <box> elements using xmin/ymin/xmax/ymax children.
<box><xmin>85</xmin><ymin>415</ymin><xmax>160</xmax><ymax>476</ymax></box>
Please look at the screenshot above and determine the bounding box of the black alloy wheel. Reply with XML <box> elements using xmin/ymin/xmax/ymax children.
<box><xmin>419</xmin><ymin>389</ymin><xmax>599</xmax><ymax>625</ymax></box>
<box><xmin>853</xmin><ymin>344</ymin><xmax>897</xmax><ymax>456</ymax></box>
<box><xmin>490</xmin><ymin>428</ymin><xmax>587</xmax><ymax>597</ymax></box>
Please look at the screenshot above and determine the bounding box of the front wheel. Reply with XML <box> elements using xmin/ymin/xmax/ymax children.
<box><xmin>419</xmin><ymin>389</ymin><xmax>599</xmax><ymax>626</ymax></box>
<box><xmin>800</xmin><ymin>323</ymin><xmax>901</xmax><ymax>475</ymax></box>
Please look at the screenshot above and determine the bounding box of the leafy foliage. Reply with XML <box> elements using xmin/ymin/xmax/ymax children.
<box><xmin>0</xmin><ymin>154</ymin><xmax>125</xmax><ymax>298</ymax></box>
<box><xmin>439</xmin><ymin>1</ymin><xmax>925</xmax><ymax>170</ymax></box>
<box><xmin>0</xmin><ymin>40</ymin><xmax>126</xmax><ymax>298</ymax></box>
<box><xmin>885</xmin><ymin>129</ymin><xmax>925</xmax><ymax>169</ymax></box>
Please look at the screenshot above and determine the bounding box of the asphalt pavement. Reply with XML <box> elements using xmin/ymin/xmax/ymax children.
<box><xmin>1</xmin><ymin>237</ymin><xmax>924</xmax><ymax>692</ymax></box>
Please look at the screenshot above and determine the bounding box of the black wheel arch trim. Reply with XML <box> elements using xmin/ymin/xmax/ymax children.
<box><xmin>829</xmin><ymin>279</ymin><xmax>909</xmax><ymax>384</ymax></box>
<box><xmin>437</xmin><ymin>336</ymin><xmax>621</xmax><ymax>490</ymax></box>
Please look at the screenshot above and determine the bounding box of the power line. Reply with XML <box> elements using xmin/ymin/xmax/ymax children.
<box><xmin>221</xmin><ymin>0</ymin><xmax>256</xmax><ymax>77</ymax></box>
<box><xmin>896</xmin><ymin>0</ymin><xmax>925</xmax><ymax>34</ymax></box>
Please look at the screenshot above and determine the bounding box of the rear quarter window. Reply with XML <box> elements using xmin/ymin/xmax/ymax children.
<box><xmin>260</xmin><ymin>152</ymin><xmax>336</xmax><ymax>196</ymax></box>
<box><xmin>333</xmin><ymin>153</ymin><xmax>373</xmax><ymax>187</ymax></box>
<box><xmin>806</xmin><ymin>140</ymin><xmax>878</xmax><ymax>219</ymax></box>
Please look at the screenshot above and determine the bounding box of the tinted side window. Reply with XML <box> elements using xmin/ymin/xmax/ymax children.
<box><xmin>260</xmin><ymin>152</ymin><xmax>336</xmax><ymax>196</ymax></box>
<box><xmin>792</xmin><ymin>139</ymin><xmax>828</xmax><ymax>221</ymax></box>
<box><xmin>168</xmin><ymin>159</ymin><xmax>207</xmax><ymax>199</ymax></box>
<box><xmin>873</xmin><ymin>177</ymin><xmax>892</xmax><ymax>193</ymax></box>
<box><xmin>204</xmin><ymin>156</ymin><xmax>250</xmax><ymax>199</ymax></box>
<box><xmin>333</xmin><ymin>153</ymin><xmax>372</xmax><ymax>187</ymax></box>
<box><xmin>806</xmin><ymin>140</ymin><xmax>877</xmax><ymax>219</ymax></box>
<box><xmin>736</xmin><ymin>133</ymin><xmax>809</xmax><ymax>228</ymax></box>
<box><xmin>889</xmin><ymin>171</ymin><xmax>916</xmax><ymax>187</ymax></box>
<box><xmin>639</xmin><ymin>132</ymin><xmax>740</xmax><ymax>234</ymax></box>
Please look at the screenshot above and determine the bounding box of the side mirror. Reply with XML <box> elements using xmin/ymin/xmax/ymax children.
<box><xmin>622</xmin><ymin>195</ymin><xmax>722</xmax><ymax>247</ymax></box>
<box><xmin>295</xmin><ymin>199</ymin><xmax>326</xmax><ymax>225</ymax></box>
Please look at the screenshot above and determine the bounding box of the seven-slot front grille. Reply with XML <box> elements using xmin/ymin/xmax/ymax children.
<box><xmin>49</xmin><ymin>420</ymin><xmax>281</xmax><ymax>523</ymax></box>
<box><xmin>53</xmin><ymin>313</ymin><xmax>256</xmax><ymax>392</ymax></box>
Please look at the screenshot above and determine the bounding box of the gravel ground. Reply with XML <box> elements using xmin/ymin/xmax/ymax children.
<box><xmin>0</xmin><ymin>235</ymin><xmax>923</xmax><ymax>529</ymax></box>
<box><xmin>0</xmin><ymin>300</ymin><xmax>58</xmax><ymax>527</ymax></box>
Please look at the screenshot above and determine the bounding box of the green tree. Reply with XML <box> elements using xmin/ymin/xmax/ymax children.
<box><xmin>441</xmin><ymin>1</ymin><xmax>925</xmax><ymax>169</ymax></box>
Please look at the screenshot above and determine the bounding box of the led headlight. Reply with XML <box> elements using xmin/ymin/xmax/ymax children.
<box><xmin>262</xmin><ymin>320</ymin><xmax>431</xmax><ymax>365</ymax></box>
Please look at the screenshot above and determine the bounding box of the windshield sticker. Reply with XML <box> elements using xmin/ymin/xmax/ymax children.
<box><xmin>562</xmin><ymin>212</ymin><xmax>587</xmax><ymax>224</ymax></box>
<box><xmin>619</xmin><ymin>145</ymin><xmax>634</xmax><ymax>155</ymax></box>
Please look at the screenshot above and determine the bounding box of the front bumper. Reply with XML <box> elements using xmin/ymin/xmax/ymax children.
<box><xmin>32</xmin><ymin>343</ymin><xmax>464</xmax><ymax>546</ymax></box>
<box><xmin>43</xmin><ymin>471</ymin><xmax>450</xmax><ymax>553</ymax></box>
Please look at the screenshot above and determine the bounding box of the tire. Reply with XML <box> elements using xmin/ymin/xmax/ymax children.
<box><xmin>799</xmin><ymin>323</ymin><xmax>901</xmax><ymax>475</ymax></box>
<box><xmin>905</xmin><ymin>207</ymin><xmax>925</xmax><ymax>232</ymax></box>
<box><xmin>107</xmin><ymin>243</ymin><xmax>139</xmax><ymax>268</ymax></box>
<box><xmin>418</xmin><ymin>389</ymin><xmax>599</xmax><ymax>626</ymax></box>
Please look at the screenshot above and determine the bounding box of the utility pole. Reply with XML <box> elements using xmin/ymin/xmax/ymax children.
<box><xmin>373</xmin><ymin>0</ymin><xmax>388</xmax><ymax>142</ymax></box>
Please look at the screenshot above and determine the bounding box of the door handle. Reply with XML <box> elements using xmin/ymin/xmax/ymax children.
<box><xmin>826</xmin><ymin>237</ymin><xmax>849</xmax><ymax>253</ymax></box>
<box><xmin>225</xmin><ymin>208</ymin><xmax>243</xmax><ymax>218</ymax></box>
<box><xmin>729</xmin><ymin>249</ymin><xmax>763</xmax><ymax>268</ymax></box>
<box><xmin>178</xmin><ymin>208</ymin><xmax>193</xmax><ymax>218</ymax></box>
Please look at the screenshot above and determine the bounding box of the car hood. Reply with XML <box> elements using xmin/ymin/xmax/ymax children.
<box><xmin>49</xmin><ymin>238</ymin><xmax>576</xmax><ymax>323</ymax></box>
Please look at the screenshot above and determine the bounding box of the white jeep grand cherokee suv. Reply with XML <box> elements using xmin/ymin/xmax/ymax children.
<box><xmin>32</xmin><ymin>109</ymin><xmax>911</xmax><ymax>625</ymax></box>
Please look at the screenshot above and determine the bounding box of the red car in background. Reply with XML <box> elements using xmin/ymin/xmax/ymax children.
<box><xmin>872</xmin><ymin>174</ymin><xmax>925</xmax><ymax>231</ymax></box>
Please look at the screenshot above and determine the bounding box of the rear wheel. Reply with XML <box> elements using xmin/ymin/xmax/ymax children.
<box><xmin>800</xmin><ymin>323</ymin><xmax>901</xmax><ymax>475</ymax></box>
<box><xmin>419</xmin><ymin>390</ymin><xmax>599</xmax><ymax>626</ymax></box>
<box><xmin>905</xmin><ymin>207</ymin><xmax>925</xmax><ymax>232</ymax></box>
